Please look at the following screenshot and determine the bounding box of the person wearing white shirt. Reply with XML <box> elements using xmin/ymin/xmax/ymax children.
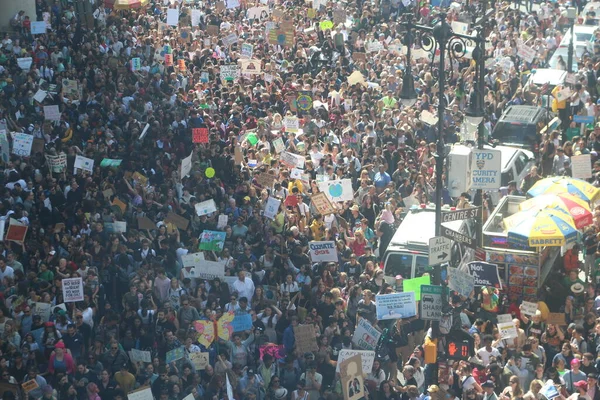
<box><xmin>0</xmin><ymin>259</ymin><xmax>14</xmax><ymax>281</ymax></box>
<box><xmin>232</xmin><ymin>270</ymin><xmax>255</xmax><ymax>304</ymax></box>
<box><xmin>477</xmin><ymin>336</ymin><xmax>501</xmax><ymax>365</ymax></box>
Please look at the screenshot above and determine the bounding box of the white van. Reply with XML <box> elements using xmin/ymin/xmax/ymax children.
<box><xmin>382</xmin><ymin>205</ymin><xmax>474</xmax><ymax>284</ymax></box>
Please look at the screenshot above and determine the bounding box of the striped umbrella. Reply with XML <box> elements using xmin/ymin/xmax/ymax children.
<box><xmin>505</xmin><ymin>208</ymin><xmax>578</xmax><ymax>247</ymax></box>
<box><xmin>519</xmin><ymin>193</ymin><xmax>593</xmax><ymax>229</ymax></box>
<box><xmin>527</xmin><ymin>177</ymin><xmax>600</xmax><ymax>204</ymax></box>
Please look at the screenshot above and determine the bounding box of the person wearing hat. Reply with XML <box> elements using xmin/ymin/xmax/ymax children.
<box><xmin>114</xmin><ymin>363</ymin><xmax>135</xmax><ymax>394</ymax></box>
<box><xmin>300</xmin><ymin>362</ymin><xmax>322</xmax><ymax>400</ymax></box>
<box><xmin>570</xmin><ymin>380</ymin><xmax>591</xmax><ymax>400</ymax></box>
<box><xmin>564</xmin><ymin>358</ymin><xmax>587</xmax><ymax>392</ymax></box>
<box><xmin>563</xmin><ymin>270</ymin><xmax>586</xmax><ymax>297</ymax></box>
<box><xmin>587</xmin><ymin>374</ymin><xmax>600</xmax><ymax>400</ymax></box>
<box><xmin>47</xmin><ymin>341</ymin><xmax>75</xmax><ymax>375</ymax></box>
<box><xmin>483</xmin><ymin>381</ymin><xmax>498</xmax><ymax>400</ymax></box>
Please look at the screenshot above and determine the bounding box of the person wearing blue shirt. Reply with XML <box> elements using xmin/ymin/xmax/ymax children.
<box><xmin>373</xmin><ymin>164</ymin><xmax>391</xmax><ymax>192</ymax></box>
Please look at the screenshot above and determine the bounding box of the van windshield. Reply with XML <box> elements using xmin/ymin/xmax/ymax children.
<box><xmin>492</xmin><ymin>122</ymin><xmax>538</xmax><ymax>149</ymax></box>
<box><xmin>384</xmin><ymin>253</ymin><xmax>413</xmax><ymax>279</ymax></box>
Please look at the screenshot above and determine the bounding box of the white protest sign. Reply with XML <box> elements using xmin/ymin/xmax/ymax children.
<box><xmin>264</xmin><ymin>196</ymin><xmax>281</xmax><ymax>220</ymax></box>
<box><xmin>129</xmin><ymin>349</ymin><xmax>152</xmax><ymax>363</ymax></box>
<box><xmin>127</xmin><ymin>387</ymin><xmax>153</xmax><ymax>400</ymax></box>
<box><xmin>74</xmin><ymin>155</ymin><xmax>94</xmax><ymax>174</ymax></box>
<box><xmin>191</xmin><ymin>9</ymin><xmax>201</xmax><ymax>26</ymax></box>
<box><xmin>556</xmin><ymin>88</ymin><xmax>572</xmax><ymax>102</ymax></box>
<box><xmin>240</xmin><ymin>43</ymin><xmax>254</xmax><ymax>59</ymax></box>
<box><xmin>498</xmin><ymin>320</ymin><xmax>518</xmax><ymax>339</ymax></box>
<box><xmin>352</xmin><ymin>318</ymin><xmax>382</xmax><ymax>351</ymax></box>
<box><xmin>217</xmin><ymin>214</ymin><xmax>229</xmax><ymax>229</ymax></box>
<box><xmin>572</xmin><ymin>154</ymin><xmax>592</xmax><ymax>179</ymax></box>
<box><xmin>290</xmin><ymin>168</ymin><xmax>303</xmax><ymax>179</ymax></box>
<box><xmin>167</xmin><ymin>9</ymin><xmax>180</xmax><ymax>26</ymax></box>
<box><xmin>220</xmin><ymin>65</ymin><xmax>239</xmax><ymax>81</ymax></box>
<box><xmin>195</xmin><ymin>260</ymin><xmax>225</xmax><ymax>280</ymax></box>
<box><xmin>447</xmin><ymin>267</ymin><xmax>475</xmax><ymax>298</ymax></box>
<box><xmin>62</xmin><ymin>277</ymin><xmax>84</xmax><ymax>302</ymax></box>
<box><xmin>33</xmin><ymin>302</ymin><xmax>52</xmax><ymax>322</ymax></box>
<box><xmin>17</xmin><ymin>58</ymin><xmax>32</xmax><ymax>70</ymax></box>
<box><xmin>521</xmin><ymin>301</ymin><xmax>538</xmax><ymax>317</ymax></box>
<box><xmin>222</xmin><ymin>33</ymin><xmax>239</xmax><ymax>46</ymax></box>
<box><xmin>43</xmin><ymin>105</ymin><xmax>61</xmax><ymax>121</ymax></box>
<box><xmin>451</xmin><ymin>21</ymin><xmax>468</xmax><ymax>34</ymax></box>
<box><xmin>180</xmin><ymin>151</ymin><xmax>193</xmax><ymax>179</ymax></box>
<box><xmin>273</xmin><ymin>138</ymin><xmax>285</xmax><ymax>153</ymax></box>
<box><xmin>140</xmin><ymin>123</ymin><xmax>150</xmax><ymax>140</ymax></box>
<box><xmin>375</xmin><ymin>292</ymin><xmax>417</xmax><ymax>320</ymax></box>
<box><xmin>33</xmin><ymin>90</ymin><xmax>47</xmax><ymax>103</ymax></box>
<box><xmin>227</xmin><ymin>0</ymin><xmax>240</xmax><ymax>8</ymax></box>
<box><xmin>367</xmin><ymin>41</ymin><xmax>384</xmax><ymax>53</ymax></box>
<box><xmin>517</xmin><ymin>44</ymin><xmax>536</xmax><ymax>63</ymax></box>
<box><xmin>280</xmin><ymin>152</ymin><xmax>306</xmax><ymax>169</ymax></box>
<box><xmin>317</xmin><ymin>179</ymin><xmax>354</xmax><ymax>202</ymax></box>
<box><xmin>195</xmin><ymin>199</ymin><xmax>217</xmax><ymax>216</ymax></box>
<box><xmin>308</xmin><ymin>241</ymin><xmax>338</xmax><ymax>262</ymax></box>
<box><xmin>11</xmin><ymin>133</ymin><xmax>34</xmax><ymax>157</ymax></box>
<box><xmin>181</xmin><ymin>252</ymin><xmax>206</xmax><ymax>278</ymax></box>
<box><xmin>336</xmin><ymin>350</ymin><xmax>375</xmax><ymax>375</ymax></box>
<box><xmin>284</xmin><ymin>116</ymin><xmax>299</xmax><ymax>133</ymax></box>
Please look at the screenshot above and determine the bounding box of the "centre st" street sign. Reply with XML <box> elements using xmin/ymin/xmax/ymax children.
<box><xmin>441</xmin><ymin>207</ymin><xmax>481</xmax><ymax>223</ymax></box>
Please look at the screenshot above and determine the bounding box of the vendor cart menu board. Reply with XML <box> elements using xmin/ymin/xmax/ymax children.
<box><xmin>486</xmin><ymin>251</ymin><xmax>539</xmax><ymax>302</ymax></box>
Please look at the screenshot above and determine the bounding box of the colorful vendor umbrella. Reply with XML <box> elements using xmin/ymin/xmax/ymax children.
<box><xmin>527</xmin><ymin>177</ymin><xmax>600</xmax><ymax>203</ymax></box>
<box><xmin>519</xmin><ymin>193</ymin><xmax>593</xmax><ymax>229</ymax></box>
<box><xmin>505</xmin><ymin>208</ymin><xmax>578</xmax><ymax>247</ymax></box>
<box><xmin>105</xmin><ymin>0</ymin><xmax>149</xmax><ymax>10</ymax></box>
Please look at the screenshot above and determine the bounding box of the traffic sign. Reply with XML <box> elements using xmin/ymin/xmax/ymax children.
<box><xmin>441</xmin><ymin>226</ymin><xmax>476</xmax><ymax>249</ymax></box>
<box><xmin>441</xmin><ymin>207</ymin><xmax>481</xmax><ymax>223</ymax></box>
<box><xmin>420</xmin><ymin>285</ymin><xmax>443</xmax><ymax>321</ymax></box>
<box><xmin>446</xmin><ymin>340</ymin><xmax>471</xmax><ymax>360</ymax></box>
<box><xmin>429</xmin><ymin>236</ymin><xmax>452</xmax><ymax>265</ymax></box>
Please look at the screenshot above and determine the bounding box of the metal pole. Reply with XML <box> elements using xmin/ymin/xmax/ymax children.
<box><xmin>567</xmin><ymin>21</ymin><xmax>574</xmax><ymax>73</ymax></box>
<box><xmin>435</xmin><ymin>19</ymin><xmax>447</xmax><ymax>239</ymax></box>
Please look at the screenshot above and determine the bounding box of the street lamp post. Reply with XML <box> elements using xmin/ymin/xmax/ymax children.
<box><xmin>400</xmin><ymin>13</ymin><xmax>485</xmax><ymax>253</ymax></box>
<box><xmin>567</xmin><ymin>7</ymin><xmax>577</xmax><ymax>73</ymax></box>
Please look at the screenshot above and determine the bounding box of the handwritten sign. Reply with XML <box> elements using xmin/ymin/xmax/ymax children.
<box><xmin>294</xmin><ymin>325</ymin><xmax>318</xmax><ymax>353</ymax></box>
<box><xmin>192</xmin><ymin>128</ymin><xmax>209</xmax><ymax>143</ymax></box>
<box><xmin>352</xmin><ymin>318</ymin><xmax>381</xmax><ymax>351</ymax></box>
<box><xmin>189</xmin><ymin>352</ymin><xmax>209</xmax><ymax>370</ymax></box>
<box><xmin>12</xmin><ymin>133</ymin><xmax>33</xmax><ymax>157</ymax></box>
<box><xmin>43</xmin><ymin>105</ymin><xmax>61</xmax><ymax>121</ymax></box>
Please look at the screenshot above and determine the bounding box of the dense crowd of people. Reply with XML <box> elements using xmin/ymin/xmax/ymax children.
<box><xmin>1</xmin><ymin>0</ymin><xmax>600</xmax><ymax>399</ymax></box>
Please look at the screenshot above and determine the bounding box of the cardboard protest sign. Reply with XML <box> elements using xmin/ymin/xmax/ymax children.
<box><xmin>46</xmin><ymin>153</ymin><xmax>67</xmax><ymax>173</ymax></box>
<box><xmin>62</xmin><ymin>277</ymin><xmax>84</xmax><ymax>302</ymax></box>
<box><xmin>340</xmin><ymin>354</ymin><xmax>365</xmax><ymax>400</ymax></box>
<box><xmin>255</xmin><ymin>173</ymin><xmax>276</xmax><ymax>188</ymax></box>
<box><xmin>195</xmin><ymin>260</ymin><xmax>226</xmax><ymax>280</ymax></box>
<box><xmin>165</xmin><ymin>212</ymin><xmax>189</xmax><ymax>230</ymax></box>
<box><xmin>284</xmin><ymin>116</ymin><xmax>299</xmax><ymax>132</ymax></box>
<box><xmin>33</xmin><ymin>302</ymin><xmax>52</xmax><ymax>322</ymax></box>
<box><xmin>547</xmin><ymin>313</ymin><xmax>567</xmax><ymax>326</ymax></box>
<box><xmin>273</xmin><ymin>138</ymin><xmax>285</xmax><ymax>153</ymax></box>
<box><xmin>21</xmin><ymin>380</ymin><xmax>39</xmax><ymax>393</ymax></box>
<box><xmin>240</xmin><ymin>43</ymin><xmax>254</xmax><ymax>59</ymax></box>
<box><xmin>294</xmin><ymin>325</ymin><xmax>318</xmax><ymax>353</ymax></box>
<box><xmin>240</xmin><ymin>59</ymin><xmax>262</xmax><ymax>75</ymax></box>
<box><xmin>264</xmin><ymin>197</ymin><xmax>281</xmax><ymax>219</ymax></box>
<box><xmin>220</xmin><ymin>65</ymin><xmax>239</xmax><ymax>81</ymax></box>
<box><xmin>189</xmin><ymin>352</ymin><xmax>210</xmax><ymax>370</ymax></box>
<box><xmin>280</xmin><ymin>152</ymin><xmax>305</xmax><ymax>169</ymax></box>
<box><xmin>310</xmin><ymin>192</ymin><xmax>335</xmax><ymax>215</ymax></box>
<box><xmin>232</xmin><ymin>314</ymin><xmax>253</xmax><ymax>332</ymax></box>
